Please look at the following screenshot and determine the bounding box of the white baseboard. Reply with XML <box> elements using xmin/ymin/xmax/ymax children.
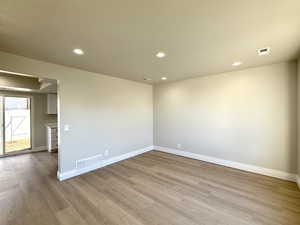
<box><xmin>57</xmin><ymin>144</ymin><xmax>298</xmax><ymax>186</ymax></box>
<box><xmin>57</xmin><ymin>145</ymin><xmax>154</xmax><ymax>181</ymax></box>
<box><xmin>32</xmin><ymin>146</ymin><xmax>47</xmax><ymax>152</ymax></box>
<box><xmin>154</xmin><ymin>146</ymin><xmax>297</xmax><ymax>182</ymax></box>
<box><xmin>0</xmin><ymin>145</ymin><xmax>47</xmax><ymax>158</ymax></box>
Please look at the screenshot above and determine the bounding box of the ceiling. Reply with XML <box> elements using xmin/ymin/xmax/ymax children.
<box><xmin>0</xmin><ymin>0</ymin><xmax>299</xmax><ymax>83</ymax></box>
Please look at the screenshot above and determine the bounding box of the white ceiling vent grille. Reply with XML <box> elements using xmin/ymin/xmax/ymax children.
<box><xmin>258</xmin><ymin>47</ymin><xmax>270</xmax><ymax>56</ymax></box>
<box><xmin>76</xmin><ymin>154</ymin><xmax>102</xmax><ymax>169</ymax></box>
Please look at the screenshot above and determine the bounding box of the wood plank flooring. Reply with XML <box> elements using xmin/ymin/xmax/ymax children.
<box><xmin>0</xmin><ymin>150</ymin><xmax>300</xmax><ymax>225</ymax></box>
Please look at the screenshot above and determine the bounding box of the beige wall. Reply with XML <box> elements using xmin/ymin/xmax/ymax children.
<box><xmin>298</xmin><ymin>58</ymin><xmax>300</xmax><ymax>176</ymax></box>
<box><xmin>0</xmin><ymin>72</ymin><xmax>40</xmax><ymax>90</ymax></box>
<box><xmin>0</xmin><ymin>50</ymin><xmax>296</xmax><ymax>177</ymax></box>
<box><xmin>31</xmin><ymin>92</ymin><xmax>57</xmax><ymax>147</ymax></box>
<box><xmin>0</xmin><ymin>51</ymin><xmax>153</xmax><ymax>174</ymax></box>
<box><xmin>0</xmin><ymin>90</ymin><xmax>57</xmax><ymax>148</ymax></box>
<box><xmin>154</xmin><ymin>61</ymin><xmax>298</xmax><ymax>173</ymax></box>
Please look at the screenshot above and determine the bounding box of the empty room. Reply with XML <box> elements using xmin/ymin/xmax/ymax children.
<box><xmin>0</xmin><ymin>1</ymin><xmax>300</xmax><ymax>225</ymax></box>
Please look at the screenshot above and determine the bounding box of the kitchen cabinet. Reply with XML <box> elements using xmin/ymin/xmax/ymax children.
<box><xmin>46</xmin><ymin>123</ymin><xmax>58</xmax><ymax>152</ymax></box>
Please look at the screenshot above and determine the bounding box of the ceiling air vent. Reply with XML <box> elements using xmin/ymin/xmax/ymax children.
<box><xmin>258</xmin><ymin>47</ymin><xmax>270</xmax><ymax>56</ymax></box>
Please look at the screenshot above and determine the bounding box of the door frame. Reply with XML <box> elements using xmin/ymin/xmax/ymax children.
<box><xmin>1</xmin><ymin>94</ymin><xmax>33</xmax><ymax>155</ymax></box>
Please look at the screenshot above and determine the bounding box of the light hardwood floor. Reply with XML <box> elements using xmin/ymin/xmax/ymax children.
<box><xmin>0</xmin><ymin>150</ymin><xmax>300</xmax><ymax>225</ymax></box>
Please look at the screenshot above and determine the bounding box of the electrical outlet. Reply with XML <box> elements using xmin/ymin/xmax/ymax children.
<box><xmin>177</xmin><ymin>144</ymin><xmax>182</xmax><ymax>149</ymax></box>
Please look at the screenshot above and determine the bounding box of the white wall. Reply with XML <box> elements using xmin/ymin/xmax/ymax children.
<box><xmin>0</xmin><ymin>51</ymin><xmax>153</xmax><ymax>174</ymax></box>
<box><xmin>154</xmin><ymin>61</ymin><xmax>298</xmax><ymax>173</ymax></box>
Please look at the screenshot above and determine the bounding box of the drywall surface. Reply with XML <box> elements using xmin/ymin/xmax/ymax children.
<box><xmin>0</xmin><ymin>51</ymin><xmax>153</xmax><ymax>174</ymax></box>
<box><xmin>0</xmin><ymin>72</ymin><xmax>40</xmax><ymax>89</ymax></box>
<box><xmin>154</xmin><ymin>61</ymin><xmax>298</xmax><ymax>173</ymax></box>
<box><xmin>298</xmin><ymin>58</ymin><xmax>300</xmax><ymax>176</ymax></box>
<box><xmin>0</xmin><ymin>90</ymin><xmax>57</xmax><ymax>149</ymax></box>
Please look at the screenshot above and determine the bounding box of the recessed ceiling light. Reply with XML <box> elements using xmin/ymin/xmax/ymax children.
<box><xmin>143</xmin><ymin>77</ymin><xmax>152</xmax><ymax>81</ymax></box>
<box><xmin>73</xmin><ymin>48</ymin><xmax>84</xmax><ymax>55</ymax></box>
<box><xmin>232</xmin><ymin>61</ymin><xmax>242</xmax><ymax>66</ymax></box>
<box><xmin>161</xmin><ymin>77</ymin><xmax>167</xmax><ymax>80</ymax></box>
<box><xmin>258</xmin><ymin>47</ymin><xmax>270</xmax><ymax>56</ymax></box>
<box><xmin>156</xmin><ymin>52</ymin><xmax>166</xmax><ymax>58</ymax></box>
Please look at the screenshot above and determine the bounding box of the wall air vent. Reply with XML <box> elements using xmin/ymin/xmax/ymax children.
<box><xmin>258</xmin><ymin>47</ymin><xmax>270</xmax><ymax>56</ymax></box>
<box><xmin>76</xmin><ymin>154</ymin><xmax>102</xmax><ymax>169</ymax></box>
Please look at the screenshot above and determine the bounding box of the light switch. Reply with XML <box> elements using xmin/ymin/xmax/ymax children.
<box><xmin>64</xmin><ymin>124</ymin><xmax>70</xmax><ymax>131</ymax></box>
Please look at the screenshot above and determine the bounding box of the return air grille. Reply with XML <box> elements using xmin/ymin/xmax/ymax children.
<box><xmin>76</xmin><ymin>154</ymin><xmax>102</xmax><ymax>169</ymax></box>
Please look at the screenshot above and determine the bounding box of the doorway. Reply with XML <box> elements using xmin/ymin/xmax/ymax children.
<box><xmin>0</xmin><ymin>95</ymin><xmax>31</xmax><ymax>155</ymax></box>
